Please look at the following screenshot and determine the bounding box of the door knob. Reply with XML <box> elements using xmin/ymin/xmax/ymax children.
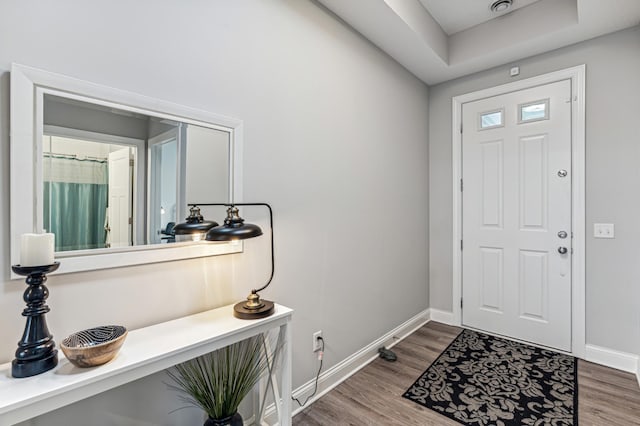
<box><xmin>557</xmin><ymin>231</ymin><xmax>568</xmax><ymax>239</ymax></box>
<box><xmin>558</xmin><ymin>246</ymin><xmax>568</xmax><ymax>254</ymax></box>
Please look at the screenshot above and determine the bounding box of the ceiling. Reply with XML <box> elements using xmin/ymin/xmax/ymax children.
<box><xmin>419</xmin><ymin>0</ymin><xmax>543</xmax><ymax>35</ymax></box>
<box><xmin>316</xmin><ymin>0</ymin><xmax>640</xmax><ymax>85</ymax></box>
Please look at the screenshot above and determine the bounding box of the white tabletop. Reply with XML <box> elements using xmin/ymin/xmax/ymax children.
<box><xmin>0</xmin><ymin>303</ymin><xmax>293</xmax><ymax>426</ymax></box>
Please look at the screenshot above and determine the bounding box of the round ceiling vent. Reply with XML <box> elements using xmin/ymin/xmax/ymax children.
<box><xmin>490</xmin><ymin>0</ymin><xmax>513</xmax><ymax>13</ymax></box>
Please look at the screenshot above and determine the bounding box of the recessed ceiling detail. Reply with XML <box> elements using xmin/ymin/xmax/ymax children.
<box><xmin>316</xmin><ymin>0</ymin><xmax>640</xmax><ymax>85</ymax></box>
<box><xmin>420</xmin><ymin>0</ymin><xmax>542</xmax><ymax>35</ymax></box>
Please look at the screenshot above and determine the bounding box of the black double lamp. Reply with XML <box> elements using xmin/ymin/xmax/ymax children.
<box><xmin>173</xmin><ymin>203</ymin><xmax>275</xmax><ymax>320</ymax></box>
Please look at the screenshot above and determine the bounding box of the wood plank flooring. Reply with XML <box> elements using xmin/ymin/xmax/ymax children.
<box><xmin>293</xmin><ymin>322</ymin><xmax>640</xmax><ymax>425</ymax></box>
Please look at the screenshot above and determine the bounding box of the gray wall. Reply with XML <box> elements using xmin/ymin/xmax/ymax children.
<box><xmin>0</xmin><ymin>0</ymin><xmax>429</xmax><ymax>424</ymax></box>
<box><xmin>429</xmin><ymin>26</ymin><xmax>640</xmax><ymax>354</ymax></box>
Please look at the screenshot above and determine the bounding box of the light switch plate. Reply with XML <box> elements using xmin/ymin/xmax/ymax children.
<box><xmin>593</xmin><ymin>223</ymin><xmax>614</xmax><ymax>238</ymax></box>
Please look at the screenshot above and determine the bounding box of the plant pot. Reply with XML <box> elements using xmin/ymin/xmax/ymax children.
<box><xmin>204</xmin><ymin>412</ymin><xmax>243</xmax><ymax>426</ymax></box>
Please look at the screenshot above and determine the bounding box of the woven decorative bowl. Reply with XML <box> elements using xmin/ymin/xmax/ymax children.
<box><xmin>60</xmin><ymin>325</ymin><xmax>128</xmax><ymax>368</ymax></box>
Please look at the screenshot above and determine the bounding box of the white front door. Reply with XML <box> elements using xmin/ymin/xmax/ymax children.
<box><xmin>462</xmin><ymin>79</ymin><xmax>572</xmax><ymax>351</ymax></box>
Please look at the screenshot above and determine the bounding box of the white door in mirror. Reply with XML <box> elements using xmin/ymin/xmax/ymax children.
<box><xmin>108</xmin><ymin>147</ymin><xmax>134</xmax><ymax>248</ymax></box>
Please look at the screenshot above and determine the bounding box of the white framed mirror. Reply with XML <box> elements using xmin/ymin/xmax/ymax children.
<box><xmin>10</xmin><ymin>64</ymin><xmax>244</xmax><ymax>277</ymax></box>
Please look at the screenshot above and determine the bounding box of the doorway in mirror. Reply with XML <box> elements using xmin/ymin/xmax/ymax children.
<box><xmin>42</xmin><ymin>134</ymin><xmax>139</xmax><ymax>252</ymax></box>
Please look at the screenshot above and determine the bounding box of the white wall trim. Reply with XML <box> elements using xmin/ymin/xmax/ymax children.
<box><xmin>451</xmin><ymin>65</ymin><xmax>587</xmax><ymax>359</ymax></box>
<box><xmin>262</xmin><ymin>308</ymin><xmax>430</xmax><ymax>423</ymax></box>
<box><xmin>584</xmin><ymin>344</ymin><xmax>639</xmax><ymax>374</ymax></box>
<box><xmin>429</xmin><ymin>309</ymin><xmax>455</xmax><ymax>325</ymax></box>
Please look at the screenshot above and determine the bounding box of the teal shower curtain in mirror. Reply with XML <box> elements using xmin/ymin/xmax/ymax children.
<box><xmin>43</xmin><ymin>156</ymin><xmax>108</xmax><ymax>252</ymax></box>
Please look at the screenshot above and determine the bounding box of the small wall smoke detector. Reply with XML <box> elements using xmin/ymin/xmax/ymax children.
<box><xmin>490</xmin><ymin>0</ymin><xmax>513</xmax><ymax>13</ymax></box>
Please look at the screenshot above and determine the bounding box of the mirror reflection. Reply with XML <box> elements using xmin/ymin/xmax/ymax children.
<box><xmin>41</xmin><ymin>94</ymin><xmax>230</xmax><ymax>253</ymax></box>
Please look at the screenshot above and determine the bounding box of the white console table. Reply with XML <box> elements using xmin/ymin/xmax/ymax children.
<box><xmin>0</xmin><ymin>303</ymin><xmax>293</xmax><ymax>426</ymax></box>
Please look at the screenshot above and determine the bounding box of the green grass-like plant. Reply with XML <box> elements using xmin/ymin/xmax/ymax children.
<box><xmin>167</xmin><ymin>335</ymin><xmax>272</xmax><ymax>420</ymax></box>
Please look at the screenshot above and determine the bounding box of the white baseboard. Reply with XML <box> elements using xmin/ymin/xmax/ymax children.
<box><xmin>262</xmin><ymin>308</ymin><xmax>430</xmax><ymax>423</ymax></box>
<box><xmin>584</xmin><ymin>344</ymin><xmax>639</xmax><ymax>374</ymax></box>
<box><xmin>290</xmin><ymin>308</ymin><xmax>430</xmax><ymax>417</ymax></box>
<box><xmin>429</xmin><ymin>308</ymin><xmax>455</xmax><ymax>325</ymax></box>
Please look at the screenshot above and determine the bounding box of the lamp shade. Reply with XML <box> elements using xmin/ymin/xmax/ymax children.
<box><xmin>177</xmin><ymin>202</ymin><xmax>274</xmax><ymax>319</ymax></box>
<box><xmin>173</xmin><ymin>205</ymin><xmax>218</xmax><ymax>235</ymax></box>
<box><xmin>205</xmin><ymin>206</ymin><xmax>263</xmax><ymax>241</ymax></box>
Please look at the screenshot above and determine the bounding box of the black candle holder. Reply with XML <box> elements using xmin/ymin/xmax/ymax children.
<box><xmin>11</xmin><ymin>262</ymin><xmax>60</xmax><ymax>378</ymax></box>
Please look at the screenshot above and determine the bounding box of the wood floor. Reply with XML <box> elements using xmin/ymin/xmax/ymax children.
<box><xmin>293</xmin><ymin>322</ymin><xmax>640</xmax><ymax>425</ymax></box>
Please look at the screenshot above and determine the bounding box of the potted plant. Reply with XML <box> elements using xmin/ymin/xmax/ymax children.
<box><xmin>167</xmin><ymin>335</ymin><xmax>274</xmax><ymax>426</ymax></box>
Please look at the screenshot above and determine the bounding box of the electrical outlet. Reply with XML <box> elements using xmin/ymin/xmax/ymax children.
<box><xmin>312</xmin><ymin>330</ymin><xmax>323</xmax><ymax>352</ymax></box>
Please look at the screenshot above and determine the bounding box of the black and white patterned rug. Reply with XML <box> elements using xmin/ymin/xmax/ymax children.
<box><xmin>403</xmin><ymin>329</ymin><xmax>578</xmax><ymax>425</ymax></box>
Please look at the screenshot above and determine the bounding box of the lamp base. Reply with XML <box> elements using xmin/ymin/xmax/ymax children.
<box><xmin>233</xmin><ymin>299</ymin><xmax>275</xmax><ymax>320</ymax></box>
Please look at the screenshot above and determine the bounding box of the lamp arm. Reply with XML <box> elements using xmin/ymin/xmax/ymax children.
<box><xmin>187</xmin><ymin>203</ymin><xmax>274</xmax><ymax>294</ymax></box>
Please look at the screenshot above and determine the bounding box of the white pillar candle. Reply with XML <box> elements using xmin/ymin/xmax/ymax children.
<box><xmin>20</xmin><ymin>233</ymin><xmax>55</xmax><ymax>267</ymax></box>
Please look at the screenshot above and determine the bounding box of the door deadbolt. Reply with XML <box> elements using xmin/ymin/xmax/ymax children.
<box><xmin>557</xmin><ymin>231</ymin><xmax>568</xmax><ymax>239</ymax></box>
<box><xmin>558</xmin><ymin>246</ymin><xmax>568</xmax><ymax>254</ymax></box>
<box><xmin>557</xmin><ymin>169</ymin><xmax>568</xmax><ymax>177</ymax></box>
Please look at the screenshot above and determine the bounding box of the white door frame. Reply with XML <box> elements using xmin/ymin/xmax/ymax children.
<box><xmin>451</xmin><ymin>65</ymin><xmax>586</xmax><ymax>358</ymax></box>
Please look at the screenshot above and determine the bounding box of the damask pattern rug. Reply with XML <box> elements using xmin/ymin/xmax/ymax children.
<box><xmin>403</xmin><ymin>329</ymin><xmax>578</xmax><ymax>425</ymax></box>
